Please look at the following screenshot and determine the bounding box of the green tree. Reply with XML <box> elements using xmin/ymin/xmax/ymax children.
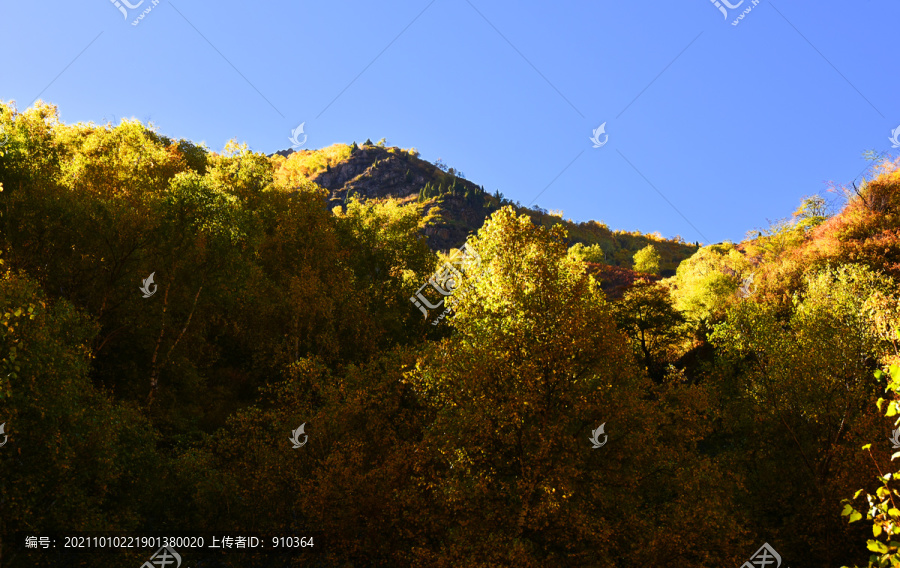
<box><xmin>568</xmin><ymin>242</ymin><xmax>605</xmax><ymax>264</ymax></box>
<box><xmin>708</xmin><ymin>264</ymin><xmax>898</xmax><ymax>566</ymax></box>
<box><xmin>667</xmin><ymin>242</ymin><xmax>751</xmax><ymax>326</ymax></box>
<box><xmin>178</xmin><ymin>348</ymin><xmax>432</xmax><ymax>567</ymax></box>
<box><xmin>613</xmin><ymin>280</ymin><xmax>687</xmax><ymax>382</ymax></box>
<box><xmin>0</xmin><ymin>270</ymin><xmax>164</xmax><ymax>568</ymax></box>
<box><xmin>333</xmin><ymin>196</ymin><xmax>436</xmax><ymax>344</ymax></box>
<box><xmin>793</xmin><ymin>194</ymin><xmax>830</xmax><ymax>231</ymax></box>
<box><xmin>633</xmin><ymin>244</ymin><xmax>661</xmax><ymax>274</ymax></box>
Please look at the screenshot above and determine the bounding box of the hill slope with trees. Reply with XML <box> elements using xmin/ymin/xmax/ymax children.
<box><xmin>272</xmin><ymin>140</ymin><xmax>700</xmax><ymax>273</ymax></box>
<box><xmin>1</xmin><ymin>100</ymin><xmax>899</xmax><ymax>567</ymax></box>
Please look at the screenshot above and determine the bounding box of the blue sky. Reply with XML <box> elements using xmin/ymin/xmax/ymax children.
<box><xmin>1</xmin><ymin>0</ymin><xmax>897</xmax><ymax>244</ymax></box>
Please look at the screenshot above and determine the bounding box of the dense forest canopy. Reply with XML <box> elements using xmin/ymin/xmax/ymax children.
<box><xmin>1</xmin><ymin>100</ymin><xmax>900</xmax><ymax>567</ymax></box>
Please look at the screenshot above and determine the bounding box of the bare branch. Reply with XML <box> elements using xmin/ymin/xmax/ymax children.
<box><xmin>146</xmin><ymin>284</ymin><xmax>202</xmax><ymax>408</ymax></box>
<box><xmin>146</xmin><ymin>284</ymin><xmax>171</xmax><ymax>408</ymax></box>
<box><xmin>159</xmin><ymin>285</ymin><xmax>202</xmax><ymax>370</ymax></box>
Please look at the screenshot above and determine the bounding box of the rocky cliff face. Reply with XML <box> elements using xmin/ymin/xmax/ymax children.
<box><xmin>277</xmin><ymin>144</ymin><xmax>495</xmax><ymax>251</ymax></box>
<box><xmin>312</xmin><ymin>146</ymin><xmax>427</xmax><ymax>201</ymax></box>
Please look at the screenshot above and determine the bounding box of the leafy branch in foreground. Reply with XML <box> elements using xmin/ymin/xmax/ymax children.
<box><xmin>842</xmin><ymin>358</ymin><xmax>900</xmax><ymax>568</ymax></box>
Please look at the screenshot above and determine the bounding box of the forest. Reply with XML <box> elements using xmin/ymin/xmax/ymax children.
<box><xmin>1</xmin><ymin>99</ymin><xmax>900</xmax><ymax>567</ymax></box>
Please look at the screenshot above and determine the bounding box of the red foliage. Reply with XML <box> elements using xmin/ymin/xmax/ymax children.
<box><xmin>587</xmin><ymin>263</ymin><xmax>661</xmax><ymax>300</ymax></box>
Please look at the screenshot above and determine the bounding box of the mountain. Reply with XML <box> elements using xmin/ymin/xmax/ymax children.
<box><xmin>271</xmin><ymin>141</ymin><xmax>701</xmax><ymax>275</ymax></box>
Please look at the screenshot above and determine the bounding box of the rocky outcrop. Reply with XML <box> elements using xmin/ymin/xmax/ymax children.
<box><xmin>284</xmin><ymin>144</ymin><xmax>494</xmax><ymax>250</ymax></box>
<box><xmin>313</xmin><ymin>148</ymin><xmax>427</xmax><ymax>202</ymax></box>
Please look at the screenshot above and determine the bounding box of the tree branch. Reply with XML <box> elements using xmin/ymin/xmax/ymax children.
<box><xmin>146</xmin><ymin>284</ymin><xmax>202</xmax><ymax>408</ymax></box>
<box><xmin>146</xmin><ymin>284</ymin><xmax>170</xmax><ymax>408</ymax></box>
<box><xmin>94</xmin><ymin>324</ymin><xmax>128</xmax><ymax>355</ymax></box>
<box><xmin>158</xmin><ymin>285</ymin><xmax>202</xmax><ymax>371</ymax></box>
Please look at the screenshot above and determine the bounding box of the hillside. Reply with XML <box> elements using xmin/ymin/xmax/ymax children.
<box><xmin>661</xmin><ymin>166</ymin><xmax>900</xmax><ymax>319</ymax></box>
<box><xmin>272</xmin><ymin>141</ymin><xmax>700</xmax><ymax>274</ymax></box>
<box><xmin>4</xmin><ymin>100</ymin><xmax>900</xmax><ymax>567</ymax></box>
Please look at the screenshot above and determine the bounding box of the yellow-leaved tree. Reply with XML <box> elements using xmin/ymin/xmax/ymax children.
<box><xmin>405</xmin><ymin>206</ymin><xmax>748</xmax><ymax>566</ymax></box>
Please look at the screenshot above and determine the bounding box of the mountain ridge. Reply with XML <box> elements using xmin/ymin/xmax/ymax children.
<box><xmin>271</xmin><ymin>141</ymin><xmax>702</xmax><ymax>276</ymax></box>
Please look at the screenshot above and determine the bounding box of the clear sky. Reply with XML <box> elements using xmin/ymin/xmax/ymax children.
<box><xmin>1</xmin><ymin>0</ymin><xmax>897</xmax><ymax>244</ymax></box>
